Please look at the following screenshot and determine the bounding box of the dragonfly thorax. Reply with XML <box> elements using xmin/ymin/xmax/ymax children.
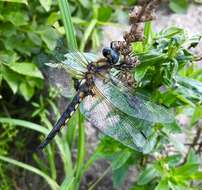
<box><xmin>87</xmin><ymin>62</ymin><xmax>97</xmax><ymax>73</ymax></box>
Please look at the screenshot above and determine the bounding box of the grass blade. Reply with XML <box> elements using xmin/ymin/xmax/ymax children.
<box><xmin>60</xmin><ymin>176</ymin><xmax>75</xmax><ymax>190</ymax></box>
<box><xmin>75</xmin><ymin>110</ymin><xmax>85</xmax><ymax>181</ymax></box>
<box><xmin>0</xmin><ymin>117</ymin><xmax>49</xmax><ymax>135</ymax></box>
<box><xmin>57</xmin><ymin>0</ymin><xmax>77</xmax><ymax>49</ymax></box>
<box><xmin>0</xmin><ymin>155</ymin><xmax>59</xmax><ymax>190</ymax></box>
<box><xmin>80</xmin><ymin>19</ymin><xmax>97</xmax><ymax>51</ymax></box>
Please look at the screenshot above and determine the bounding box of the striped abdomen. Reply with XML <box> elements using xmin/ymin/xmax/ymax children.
<box><xmin>38</xmin><ymin>83</ymin><xmax>89</xmax><ymax>149</ymax></box>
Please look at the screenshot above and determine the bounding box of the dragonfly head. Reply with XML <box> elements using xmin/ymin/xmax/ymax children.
<box><xmin>102</xmin><ymin>47</ymin><xmax>119</xmax><ymax>64</ymax></box>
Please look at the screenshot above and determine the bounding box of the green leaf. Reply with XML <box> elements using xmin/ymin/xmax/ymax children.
<box><xmin>169</xmin><ymin>0</ymin><xmax>189</xmax><ymax>13</ymax></box>
<box><xmin>80</xmin><ymin>19</ymin><xmax>97</xmax><ymax>51</ymax></box>
<box><xmin>60</xmin><ymin>176</ymin><xmax>75</xmax><ymax>190</ymax></box>
<box><xmin>0</xmin><ymin>51</ymin><xmax>17</xmax><ymax>64</ymax></box>
<box><xmin>39</xmin><ymin>0</ymin><xmax>52</xmax><ymax>12</ymax></box>
<box><xmin>191</xmin><ymin>171</ymin><xmax>202</xmax><ymax>180</ymax></box>
<box><xmin>48</xmin><ymin>12</ymin><xmax>61</xmax><ymax>24</ymax></box>
<box><xmin>186</xmin><ymin>149</ymin><xmax>199</xmax><ymax>165</ymax></box>
<box><xmin>192</xmin><ymin>106</ymin><xmax>202</xmax><ymax>124</ymax></box>
<box><xmin>77</xmin><ymin>0</ymin><xmax>90</xmax><ymax>8</ymax></box>
<box><xmin>112</xmin><ymin>164</ymin><xmax>129</xmax><ymax>187</ymax></box>
<box><xmin>163</xmin><ymin>121</ymin><xmax>181</xmax><ymax>134</ymax></box>
<box><xmin>174</xmin><ymin>163</ymin><xmax>199</xmax><ymax>176</ymax></box>
<box><xmin>0</xmin><ymin>117</ymin><xmax>49</xmax><ymax>134</ymax></box>
<box><xmin>131</xmin><ymin>186</ymin><xmax>148</xmax><ymax>190</ymax></box>
<box><xmin>27</xmin><ymin>33</ymin><xmax>42</xmax><ymax>46</ymax></box>
<box><xmin>158</xmin><ymin>27</ymin><xmax>184</xmax><ymax>39</ymax></box>
<box><xmin>183</xmin><ymin>35</ymin><xmax>201</xmax><ymax>48</ymax></box>
<box><xmin>166</xmin><ymin>154</ymin><xmax>182</xmax><ymax>167</ymax></box>
<box><xmin>38</xmin><ymin>27</ymin><xmax>59</xmax><ymax>50</ymax></box>
<box><xmin>137</xmin><ymin>51</ymin><xmax>167</xmax><ymax>67</ymax></box>
<box><xmin>0</xmin><ymin>23</ymin><xmax>17</xmax><ymax>37</ymax></box>
<box><xmin>143</xmin><ymin>22</ymin><xmax>153</xmax><ymax>50</ymax></box>
<box><xmin>137</xmin><ymin>165</ymin><xmax>158</xmax><ymax>185</ymax></box>
<box><xmin>1</xmin><ymin>65</ymin><xmax>20</xmax><ymax>93</ymax></box>
<box><xmin>155</xmin><ymin>179</ymin><xmax>169</xmax><ymax>190</ymax></box>
<box><xmin>133</xmin><ymin>42</ymin><xmax>144</xmax><ymax>53</ymax></box>
<box><xmin>134</xmin><ymin>65</ymin><xmax>149</xmax><ymax>82</ymax></box>
<box><xmin>176</xmin><ymin>75</ymin><xmax>202</xmax><ymax>102</ymax></box>
<box><xmin>0</xmin><ymin>155</ymin><xmax>59</xmax><ymax>190</ymax></box>
<box><xmin>3</xmin><ymin>10</ymin><xmax>29</xmax><ymax>26</ymax></box>
<box><xmin>8</xmin><ymin>62</ymin><xmax>44</xmax><ymax>79</ymax></box>
<box><xmin>168</xmin><ymin>181</ymin><xmax>187</xmax><ymax>190</ymax></box>
<box><xmin>57</xmin><ymin>0</ymin><xmax>77</xmax><ymax>49</ymax></box>
<box><xmin>111</xmin><ymin>150</ymin><xmax>131</xmax><ymax>170</ymax></box>
<box><xmin>98</xmin><ymin>6</ymin><xmax>113</xmax><ymax>22</ymax></box>
<box><xmin>66</xmin><ymin>111</ymin><xmax>79</xmax><ymax>147</ymax></box>
<box><xmin>0</xmin><ymin>0</ymin><xmax>28</xmax><ymax>4</ymax></box>
<box><xmin>19</xmin><ymin>82</ymin><xmax>34</xmax><ymax>101</ymax></box>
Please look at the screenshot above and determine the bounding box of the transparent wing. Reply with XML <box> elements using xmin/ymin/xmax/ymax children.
<box><xmin>81</xmin><ymin>86</ymin><xmax>157</xmax><ymax>153</ymax></box>
<box><xmin>46</xmin><ymin>51</ymin><xmax>100</xmax><ymax>78</ymax></box>
<box><xmin>61</xmin><ymin>50</ymin><xmax>100</xmax><ymax>77</ymax></box>
<box><xmin>46</xmin><ymin>66</ymin><xmax>76</xmax><ymax>98</ymax></box>
<box><xmin>45</xmin><ymin>51</ymin><xmax>88</xmax><ymax>79</ymax></box>
<box><xmin>93</xmin><ymin>76</ymin><xmax>175</xmax><ymax>124</ymax></box>
<box><xmin>39</xmin><ymin>49</ymin><xmax>99</xmax><ymax>97</ymax></box>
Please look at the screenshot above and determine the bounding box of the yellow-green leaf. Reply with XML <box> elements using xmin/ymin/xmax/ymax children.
<box><xmin>8</xmin><ymin>62</ymin><xmax>44</xmax><ymax>79</ymax></box>
<box><xmin>0</xmin><ymin>0</ymin><xmax>28</xmax><ymax>5</ymax></box>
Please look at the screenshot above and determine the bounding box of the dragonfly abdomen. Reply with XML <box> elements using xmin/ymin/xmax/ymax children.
<box><xmin>38</xmin><ymin>83</ymin><xmax>90</xmax><ymax>149</ymax></box>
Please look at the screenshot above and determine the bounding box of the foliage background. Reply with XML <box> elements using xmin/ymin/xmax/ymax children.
<box><xmin>0</xmin><ymin>0</ymin><xmax>202</xmax><ymax>190</ymax></box>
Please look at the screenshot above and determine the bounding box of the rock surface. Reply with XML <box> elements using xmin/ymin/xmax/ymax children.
<box><xmin>85</xmin><ymin>3</ymin><xmax>202</xmax><ymax>190</ymax></box>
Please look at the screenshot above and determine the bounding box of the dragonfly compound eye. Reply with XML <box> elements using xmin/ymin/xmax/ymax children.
<box><xmin>102</xmin><ymin>47</ymin><xmax>111</xmax><ymax>59</ymax></box>
<box><xmin>102</xmin><ymin>47</ymin><xmax>119</xmax><ymax>64</ymax></box>
<box><xmin>110</xmin><ymin>49</ymin><xmax>119</xmax><ymax>64</ymax></box>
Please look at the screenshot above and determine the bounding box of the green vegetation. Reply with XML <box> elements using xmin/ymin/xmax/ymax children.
<box><xmin>169</xmin><ymin>0</ymin><xmax>202</xmax><ymax>13</ymax></box>
<box><xmin>0</xmin><ymin>0</ymin><xmax>202</xmax><ymax>190</ymax></box>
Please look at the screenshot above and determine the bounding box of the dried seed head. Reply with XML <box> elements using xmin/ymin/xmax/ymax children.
<box><xmin>119</xmin><ymin>71</ymin><xmax>136</xmax><ymax>87</ymax></box>
<box><xmin>109</xmin><ymin>0</ymin><xmax>160</xmax><ymax>65</ymax></box>
<box><xmin>124</xmin><ymin>56</ymin><xmax>140</xmax><ymax>68</ymax></box>
<box><xmin>129</xmin><ymin>6</ymin><xmax>143</xmax><ymax>23</ymax></box>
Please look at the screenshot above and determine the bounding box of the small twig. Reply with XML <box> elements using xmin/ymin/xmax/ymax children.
<box><xmin>181</xmin><ymin>121</ymin><xmax>202</xmax><ymax>165</ymax></box>
<box><xmin>88</xmin><ymin>166</ymin><xmax>111</xmax><ymax>190</ymax></box>
<box><xmin>184</xmin><ymin>143</ymin><xmax>202</xmax><ymax>146</ymax></box>
<box><xmin>194</xmin><ymin>56</ymin><xmax>202</xmax><ymax>62</ymax></box>
<box><xmin>196</xmin><ymin>138</ymin><xmax>202</xmax><ymax>155</ymax></box>
<box><xmin>111</xmin><ymin>0</ymin><xmax>161</xmax><ymax>67</ymax></box>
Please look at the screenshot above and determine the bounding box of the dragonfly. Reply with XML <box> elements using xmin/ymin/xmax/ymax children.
<box><xmin>38</xmin><ymin>42</ymin><xmax>175</xmax><ymax>152</ymax></box>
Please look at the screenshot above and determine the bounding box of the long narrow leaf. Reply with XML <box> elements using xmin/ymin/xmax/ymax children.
<box><xmin>0</xmin><ymin>117</ymin><xmax>49</xmax><ymax>134</ymax></box>
<box><xmin>80</xmin><ymin>19</ymin><xmax>97</xmax><ymax>51</ymax></box>
<box><xmin>57</xmin><ymin>0</ymin><xmax>77</xmax><ymax>49</ymax></box>
<box><xmin>60</xmin><ymin>176</ymin><xmax>75</xmax><ymax>190</ymax></box>
<box><xmin>0</xmin><ymin>155</ymin><xmax>59</xmax><ymax>190</ymax></box>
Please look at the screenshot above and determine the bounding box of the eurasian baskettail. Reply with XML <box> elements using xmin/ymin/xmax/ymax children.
<box><xmin>38</xmin><ymin>42</ymin><xmax>175</xmax><ymax>152</ymax></box>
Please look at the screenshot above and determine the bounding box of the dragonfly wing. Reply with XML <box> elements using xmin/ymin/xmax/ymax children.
<box><xmin>43</xmin><ymin>51</ymin><xmax>99</xmax><ymax>98</ymax></box>
<box><xmin>47</xmin><ymin>66</ymin><xmax>76</xmax><ymax>98</ymax></box>
<box><xmin>45</xmin><ymin>51</ymin><xmax>99</xmax><ymax>79</ymax></box>
<box><xmin>81</xmin><ymin>87</ymin><xmax>157</xmax><ymax>152</ymax></box>
<box><xmin>93</xmin><ymin>77</ymin><xmax>175</xmax><ymax>124</ymax></box>
<box><xmin>62</xmin><ymin>51</ymin><xmax>99</xmax><ymax>75</ymax></box>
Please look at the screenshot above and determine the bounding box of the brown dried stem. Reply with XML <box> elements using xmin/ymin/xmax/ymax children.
<box><xmin>182</xmin><ymin>120</ymin><xmax>202</xmax><ymax>165</ymax></box>
<box><xmin>113</xmin><ymin>0</ymin><xmax>161</xmax><ymax>57</ymax></box>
